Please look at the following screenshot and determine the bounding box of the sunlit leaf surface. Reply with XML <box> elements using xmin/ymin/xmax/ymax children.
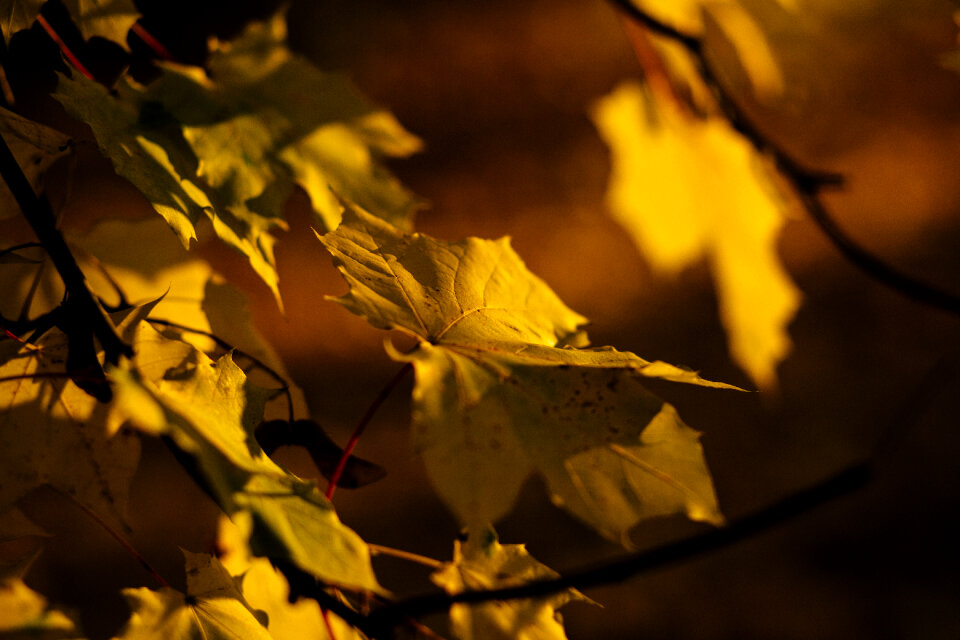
<box><xmin>593</xmin><ymin>80</ymin><xmax>800</xmax><ymax>389</ymax></box>
<box><xmin>114</xmin><ymin>550</ymin><xmax>271</xmax><ymax>640</ymax></box>
<box><xmin>51</xmin><ymin>12</ymin><xmax>419</xmax><ymax>305</ymax></box>
<box><xmin>320</xmin><ymin>206</ymin><xmax>729</xmax><ymax>542</ymax></box>
<box><xmin>110</xmin><ymin>323</ymin><xmax>381</xmax><ymax>592</ymax></box>
<box><xmin>218</xmin><ymin>515</ymin><xmax>367</xmax><ymax>640</ymax></box>
<box><xmin>432</xmin><ymin>529</ymin><xmax>589</xmax><ymax>640</ymax></box>
<box><xmin>0</xmin><ymin>575</ymin><xmax>84</xmax><ymax>639</ymax></box>
<box><xmin>62</xmin><ymin>0</ymin><xmax>140</xmax><ymax>48</ymax></box>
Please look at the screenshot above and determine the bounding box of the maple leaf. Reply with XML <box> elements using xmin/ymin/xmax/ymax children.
<box><xmin>114</xmin><ymin>550</ymin><xmax>271</xmax><ymax>640</ymax></box>
<box><xmin>0</xmin><ymin>575</ymin><xmax>84</xmax><ymax>639</ymax></box>
<box><xmin>61</xmin><ymin>0</ymin><xmax>139</xmax><ymax>49</ymax></box>
<box><xmin>320</xmin><ymin>206</ymin><xmax>731</xmax><ymax>543</ymax></box>
<box><xmin>592</xmin><ymin>81</ymin><xmax>800</xmax><ymax>390</ymax></box>
<box><xmin>0</xmin><ymin>327</ymin><xmax>140</xmax><ymax>533</ymax></box>
<box><xmin>0</xmin><ymin>108</ymin><xmax>73</xmax><ymax>220</ymax></box>
<box><xmin>155</xmin><ymin>12</ymin><xmax>422</xmax><ymax>231</ymax></box>
<box><xmin>51</xmin><ymin>70</ymin><xmax>287</xmax><ymax>305</ymax></box>
<box><xmin>51</xmin><ymin>12</ymin><xmax>420</xmax><ymax>304</ymax></box>
<box><xmin>431</xmin><ymin>528</ymin><xmax>590</xmax><ymax>640</ymax></box>
<box><xmin>0</xmin><ymin>0</ymin><xmax>43</xmax><ymax>46</ymax></box>
<box><xmin>218</xmin><ymin>514</ymin><xmax>367</xmax><ymax>640</ymax></box>
<box><xmin>109</xmin><ymin>322</ymin><xmax>381</xmax><ymax>592</ymax></box>
<box><xmin>70</xmin><ymin>216</ymin><xmax>309</xmax><ymax>417</ymax></box>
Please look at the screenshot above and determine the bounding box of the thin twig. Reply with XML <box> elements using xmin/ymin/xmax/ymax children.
<box><xmin>365</xmin><ymin>462</ymin><xmax>870</xmax><ymax>632</ymax></box>
<box><xmin>35</xmin><ymin>14</ymin><xmax>93</xmax><ymax>80</ymax></box>
<box><xmin>606</xmin><ymin>0</ymin><xmax>960</xmax><ymax>317</ymax></box>
<box><xmin>325</xmin><ymin>362</ymin><xmax>413</xmax><ymax>500</ymax></box>
<box><xmin>0</xmin><ymin>134</ymin><xmax>131</xmax><ymax>364</ymax></box>
<box><xmin>130</xmin><ymin>22</ymin><xmax>175</xmax><ymax>61</ymax></box>
<box><xmin>146</xmin><ymin>318</ymin><xmax>295</xmax><ymax>422</ymax></box>
<box><xmin>368</xmin><ymin>544</ymin><xmax>444</xmax><ymax>570</ymax></box>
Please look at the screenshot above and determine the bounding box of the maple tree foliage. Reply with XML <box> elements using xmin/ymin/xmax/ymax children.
<box><xmin>1</xmin><ymin>0</ymin><xmax>957</xmax><ymax>638</ymax></box>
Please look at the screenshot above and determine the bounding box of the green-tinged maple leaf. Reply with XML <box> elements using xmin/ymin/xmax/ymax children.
<box><xmin>592</xmin><ymin>81</ymin><xmax>800</xmax><ymax>390</ymax></box>
<box><xmin>432</xmin><ymin>529</ymin><xmax>589</xmax><ymax>640</ymax></box>
<box><xmin>0</xmin><ymin>0</ymin><xmax>43</xmax><ymax>46</ymax></box>
<box><xmin>114</xmin><ymin>550</ymin><xmax>270</xmax><ymax>640</ymax></box>
<box><xmin>218</xmin><ymin>514</ymin><xmax>367</xmax><ymax>640</ymax></box>
<box><xmin>0</xmin><ymin>575</ymin><xmax>84</xmax><ymax>639</ymax></box>
<box><xmin>152</xmin><ymin>12</ymin><xmax>421</xmax><ymax>231</ymax></box>
<box><xmin>320</xmin><ymin>206</ymin><xmax>730</xmax><ymax>543</ymax></box>
<box><xmin>51</xmin><ymin>71</ymin><xmax>213</xmax><ymax>251</ymax></box>
<box><xmin>61</xmin><ymin>0</ymin><xmax>139</xmax><ymax>49</ymax></box>
<box><xmin>0</xmin><ymin>108</ymin><xmax>73</xmax><ymax>220</ymax></box>
<box><xmin>51</xmin><ymin>70</ymin><xmax>285</xmax><ymax>305</ymax></box>
<box><xmin>70</xmin><ymin>216</ymin><xmax>309</xmax><ymax>417</ymax></box>
<box><xmin>0</xmin><ymin>327</ymin><xmax>140</xmax><ymax>533</ymax></box>
<box><xmin>52</xmin><ymin>12</ymin><xmax>420</xmax><ymax>303</ymax></box>
<box><xmin>109</xmin><ymin>322</ymin><xmax>381</xmax><ymax>592</ymax></box>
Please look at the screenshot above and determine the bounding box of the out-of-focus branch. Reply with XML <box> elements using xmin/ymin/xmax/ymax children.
<box><xmin>607</xmin><ymin>0</ymin><xmax>960</xmax><ymax>316</ymax></box>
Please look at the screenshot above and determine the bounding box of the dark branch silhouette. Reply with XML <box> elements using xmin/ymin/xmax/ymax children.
<box><xmin>362</xmin><ymin>462</ymin><xmax>870</xmax><ymax>637</ymax></box>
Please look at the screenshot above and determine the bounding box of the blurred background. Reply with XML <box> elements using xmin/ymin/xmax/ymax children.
<box><xmin>6</xmin><ymin>0</ymin><xmax>960</xmax><ymax>637</ymax></box>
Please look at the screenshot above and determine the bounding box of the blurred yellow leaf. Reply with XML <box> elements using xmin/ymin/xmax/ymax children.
<box><xmin>0</xmin><ymin>576</ymin><xmax>83</xmax><ymax>639</ymax></box>
<box><xmin>628</xmin><ymin>0</ymin><xmax>787</xmax><ymax>99</ymax></box>
<box><xmin>592</xmin><ymin>81</ymin><xmax>800</xmax><ymax>389</ymax></box>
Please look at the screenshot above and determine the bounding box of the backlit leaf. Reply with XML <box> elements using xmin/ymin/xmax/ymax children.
<box><xmin>154</xmin><ymin>12</ymin><xmax>421</xmax><ymax>231</ymax></box>
<box><xmin>62</xmin><ymin>0</ymin><xmax>139</xmax><ymax>49</ymax></box>
<box><xmin>51</xmin><ymin>12</ymin><xmax>420</xmax><ymax>304</ymax></box>
<box><xmin>110</xmin><ymin>322</ymin><xmax>381</xmax><ymax>592</ymax></box>
<box><xmin>0</xmin><ymin>576</ymin><xmax>84</xmax><ymax>639</ymax></box>
<box><xmin>51</xmin><ymin>70</ymin><xmax>213</xmax><ymax>251</ymax></box>
<box><xmin>431</xmin><ymin>528</ymin><xmax>589</xmax><ymax>640</ymax></box>
<box><xmin>592</xmin><ymin>81</ymin><xmax>800</xmax><ymax>389</ymax></box>
<box><xmin>70</xmin><ymin>215</ymin><xmax>309</xmax><ymax>418</ymax></box>
<box><xmin>0</xmin><ymin>327</ymin><xmax>140</xmax><ymax>533</ymax></box>
<box><xmin>0</xmin><ymin>107</ymin><xmax>73</xmax><ymax>220</ymax></box>
<box><xmin>218</xmin><ymin>514</ymin><xmax>367</xmax><ymax>640</ymax></box>
<box><xmin>320</xmin><ymin>206</ymin><xmax>730</xmax><ymax>543</ymax></box>
<box><xmin>627</xmin><ymin>0</ymin><xmax>787</xmax><ymax>99</ymax></box>
<box><xmin>114</xmin><ymin>550</ymin><xmax>271</xmax><ymax>640</ymax></box>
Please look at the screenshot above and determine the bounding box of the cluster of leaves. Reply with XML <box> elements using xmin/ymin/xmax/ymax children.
<box><xmin>5</xmin><ymin>0</ymin><xmax>942</xmax><ymax>637</ymax></box>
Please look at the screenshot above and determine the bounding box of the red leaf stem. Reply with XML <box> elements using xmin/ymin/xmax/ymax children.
<box><xmin>35</xmin><ymin>15</ymin><xmax>93</xmax><ymax>80</ymax></box>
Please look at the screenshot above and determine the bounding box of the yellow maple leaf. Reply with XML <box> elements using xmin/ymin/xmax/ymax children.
<box><xmin>592</xmin><ymin>80</ymin><xmax>800</xmax><ymax>389</ymax></box>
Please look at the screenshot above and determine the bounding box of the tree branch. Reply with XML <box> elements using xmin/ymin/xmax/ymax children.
<box><xmin>607</xmin><ymin>0</ymin><xmax>960</xmax><ymax>316</ymax></box>
<box><xmin>365</xmin><ymin>462</ymin><xmax>870</xmax><ymax>635</ymax></box>
<box><xmin>0</xmin><ymin>132</ymin><xmax>131</xmax><ymax>365</ymax></box>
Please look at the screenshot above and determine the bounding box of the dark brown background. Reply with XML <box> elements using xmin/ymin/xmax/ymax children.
<box><xmin>7</xmin><ymin>0</ymin><xmax>960</xmax><ymax>638</ymax></box>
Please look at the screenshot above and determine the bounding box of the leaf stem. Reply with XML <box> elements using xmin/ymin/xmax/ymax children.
<box><xmin>325</xmin><ymin>362</ymin><xmax>413</xmax><ymax>501</ymax></box>
<box><xmin>606</xmin><ymin>0</ymin><xmax>960</xmax><ymax>317</ymax></box>
<box><xmin>130</xmin><ymin>22</ymin><xmax>175</xmax><ymax>62</ymax></box>
<box><xmin>368</xmin><ymin>543</ymin><xmax>444</xmax><ymax>570</ymax></box>
<box><xmin>55</xmin><ymin>489</ymin><xmax>172</xmax><ymax>589</ymax></box>
<box><xmin>35</xmin><ymin>14</ymin><xmax>93</xmax><ymax>80</ymax></box>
